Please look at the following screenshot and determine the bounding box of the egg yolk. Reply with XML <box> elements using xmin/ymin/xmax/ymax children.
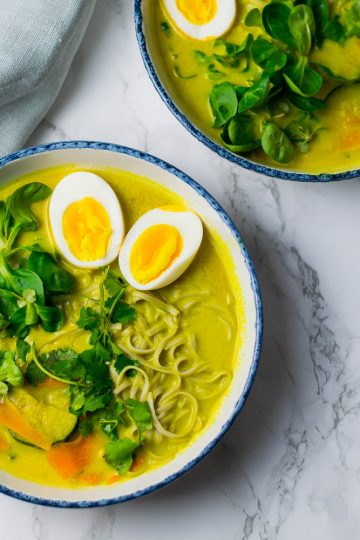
<box><xmin>62</xmin><ymin>197</ymin><xmax>112</xmax><ymax>262</ymax></box>
<box><xmin>176</xmin><ymin>0</ymin><xmax>217</xmax><ymax>25</ymax></box>
<box><xmin>130</xmin><ymin>224</ymin><xmax>183</xmax><ymax>284</ymax></box>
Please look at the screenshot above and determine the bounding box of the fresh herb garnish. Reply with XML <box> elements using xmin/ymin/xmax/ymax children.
<box><xmin>205</xmin><ymin>0</ymin><xmax>360</xmax><ymax>164</ymax></box>
<box><xmin>25</xmin><ymin>267</ymin><xmax>148</xmax><ymax>474</ymax></box>
<box><xmin>104</xmin><ymin>438</ymin><xmax>139</xmax><ymax>474</ymax></box>
<box><xmin>114</xmin><ymin>353</ymin><xmax>139</xmax><ymax>377</ymax></box>
<box><xmin>0</xmin><ymin>350</ymin><xmax>24</xmax><ymax>395</ymax></box>
<box><xmin>0</xmin><ymin>183</ymin><xmax>73</xmax><ymax>337</ymax></box>
<box><xmin>77</xmin><ymin>269</ymin><xmax>136</xmax><ymax>355</ymax></box>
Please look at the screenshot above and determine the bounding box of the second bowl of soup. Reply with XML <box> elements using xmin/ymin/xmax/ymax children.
<box><xmin>135</xmin><ymin>0</ymin><xmax>360</xmax><ymax>181</ymax></box>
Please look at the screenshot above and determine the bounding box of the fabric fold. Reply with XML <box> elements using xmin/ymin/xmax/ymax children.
<box><xmin>0</xmin><ymin>0</ymin><xmax>96</xmax><ymax>156</ymax></box>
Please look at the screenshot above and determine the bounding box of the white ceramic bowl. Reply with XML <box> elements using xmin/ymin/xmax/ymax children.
<box><xmin>0</xmin><ymin>141</ymin><xmax>262</xmax><ymax>507</ymax></box>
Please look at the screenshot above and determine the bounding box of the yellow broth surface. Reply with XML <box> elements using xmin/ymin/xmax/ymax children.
<box><xmin>152</xmin><ymin>0</ymin><xmax>360</xmax><ymax>173</ymax></box>
<box><xmin>0</xmin><ymin>165</ymin><xmax>244</xmax><ymax>488</ymax></box>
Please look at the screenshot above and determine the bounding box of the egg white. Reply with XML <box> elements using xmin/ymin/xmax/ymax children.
<box><xmin>119</xmin><ymin>208</ymin><xmax>203</xmax><ymax>290</ymax></box>
<box><xmin>163</xmin><ymin>0</ymin><xmax>236</xmax><ymax>40</ymax></box>
<box><xmin>49</xmin><ymin>172</ymin><xmax>125</xmax><ymax>269</ymax></box>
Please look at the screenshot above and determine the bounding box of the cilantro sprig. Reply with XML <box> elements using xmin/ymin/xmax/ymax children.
<box><xmin>76</xmin><ymin>268</ymin><xmax>136</xmax><ymax>359</ymax></box>
<box><xmin>26</xmin><ymin>268</ymin><xmax>150</xmax><ymax>474</ymax></box>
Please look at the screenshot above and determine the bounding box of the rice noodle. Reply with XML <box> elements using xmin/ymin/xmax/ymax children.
<box><xmin>52</xmin><ymin>279</ymin><xmax>233</xmax><ymax>442</ymax></box>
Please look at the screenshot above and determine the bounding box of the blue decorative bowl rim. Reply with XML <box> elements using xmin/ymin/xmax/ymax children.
<box><xmin>0</xmin><ymin>140</ymin><xmax>263</xmax><ymax>508</ymax></box>
<box><xmin>134</xmin><ymin>0</ymin><xmax>360</xmax><ymax>183</ymax></box>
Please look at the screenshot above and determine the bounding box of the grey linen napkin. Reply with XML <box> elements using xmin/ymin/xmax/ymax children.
<box><xmin>0</xmin><ymin>0</ymin><xmax>96</xmax><ymax>156</ymax></box>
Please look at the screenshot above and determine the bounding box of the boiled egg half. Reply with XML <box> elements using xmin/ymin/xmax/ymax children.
<box><xmin>49</xmin><ymin>172</ymin><xmax>124</xmax><ymax>268</ymax></box>
<box><xmin>119</xmin><ymin>206</ymin><xmax>203</xmax><ymax>290</ymax></box>
<box><xmin>163</xmin><ymin>0</ymin><xmax>236</xmax><ymax>40</ymax></box>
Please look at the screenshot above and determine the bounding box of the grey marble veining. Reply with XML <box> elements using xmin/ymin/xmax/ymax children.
<box><xmin>2</xmin><ymin>0</ymin><xmax>360</xmax><ymax>538</ymax></box>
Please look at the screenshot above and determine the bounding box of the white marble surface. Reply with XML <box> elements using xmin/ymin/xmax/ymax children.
<box><xmin>2</xmin><ymin>1</ymin><xmax>360</xmax><ymax>538</ymax></box>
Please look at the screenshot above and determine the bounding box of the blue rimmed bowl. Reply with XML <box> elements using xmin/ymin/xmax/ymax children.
<box><xmin>0</xmin><ymin>141</ymin><xmax>262</xmax><ymax>507</ymax></box>
<box><xmin>134</xmin><ymin>0</ymin><xmax>360</xmax><ymax>183</ymax></box>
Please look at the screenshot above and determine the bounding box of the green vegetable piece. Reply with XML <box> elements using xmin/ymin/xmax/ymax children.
<box><xmin>0</xmin><ymin>200</ymin><xmax>12</xmax><ymax>246</ymax></box>
<box><xmin>0</xmin><ymin>382</ymin><xmax>8</xmax><ymax>395</ymax></box>
<box><xmin>194</xmin><ymin>50</ymin><xmax>211</xmax><ymax>64</ymax></box>
<box><xmin>35</xmin><ymin>304</ymin><xmax>64</xmax><ymax>333</ymax></box>
<box><xmin>206</xmin><ymin>63</ymin><xmax>225</xmax><ymax>80</ymax></box>
<box><xmin>77</xmin><ymin>307</ymin><xmax>100</xmax><ymax>331</ymax></box>
<box><xmin>9</xmin><ymin>387</ymin><xmax>77</xmax><ymax>445</ymax></box>
<box><xmin>97</xmin><ymin>401</ymin><xmax>124</xmax><ymax>439</ymax></box>
<box><xmin>110</xmin><ymin>302</ymin><xmax>136</xmax><ymax>325</ymax></box>
<box><xmin>82</xmin><ymin>393</ymin><xmax>111</xmax><ymax>414</ymax></box>
<box><xmin>160</xmin><ymin>21</ymin><xmax>172</xmax><ymax>38</ymax></box>
<box><xmin>104</xmin><ymin>272</ymin><xmax>125</xmax><ymax>298</ymax></box>
<box><xmin>0</xmin><ymin>351</ymin><xmax>23</xmax><ymax>392</ymax></box>
<box><xmin>0</xmin><ymin>290</ymin><xmax>18</xmax><ymax>319</ymax></box>
<box><xmin>285</xmin><ymin>113</ymin><xmax>321</xmax><ymax>153</ymax></box>
<box><xmin>78</xmin><ymin>417</ymin><xmax>94</xmax><ymax>437</ymax></box>
<box><xmin>104</xmin><ymin>438</ymin><xmax>139</xmax><ymax>474</ymax></box>
<box><xmin>287</xmin><ymin>92</ymin><xmax>325</xmax><ymax>112</ymax></box>
<box><xmin>214</xmin><ymin>34</ymin><xmax>254</xmax><ymax>56</ymax></box>
<box><xmin>11</xmin><ymin>268</ymin><xmax>45</xmax><ymax>304</ymax></box>
<box><xmin>209</xmin><ymin>82</ymin><xmax>238</xmax><ymax>128</ymax></box>
<box><xmin>25</xmin><ymin>302</ymin><xmax>38</xmax><ymax>326</ymax></box>
<box><xmin>0</xmin><ymin>314</ymin><xmax>9</xmax><ymax>331</ymax></box>
<box><xmin>221</xmin><ymin>114</ymin><xmax>261</xmax><ymax>153</ymax></box>
<box><xmin>69</xmin><ymin>389</ymin><xmax>86</xmax><ymax>413</ymax></box>
<box><xmin>289</xmin><ymin>5</ymin><xmax>315</xmax><ymax>55</ymax></box>
<box><xmin>125</xmin><ymin>399</ymin><xmax>152</xmax><ymax>433</ymax></box>
<box><xmin>27</xmin><ymin>251</ymin><xmax>74</xmax><ymax>294</ymax></box>
<box><xmin>284</xmin><ymin>56</ymin><xmax>323</xmax><ymax>97</ymax></box>
<box><xmin>250</xmin><ymin>39</ymin><xmax>287</xmax><ymax>72</ymax></box>
<box><xmin>8</xmin><ymin>307</ymin><xmax>28</xmax><ymax>338</ymax></box>
<box><xmin>305</xmin><ymin>0</ymin><xmax>344</xmax><ymax>44</ymax></box>
<box><xmin>40</xmin><ymin>349</ymin><xmax>84</xmax><ymax>380</ymax></box>
<box><xmin>17</xmin><ymin>339</ymin><xmax>30</xmax><ymax>362</ymax></box>
<box><xmin>244</xmin><ymin>8</ymin><xmax>262</xmax><ymax>28</ymax></box>
<box><xmin>114</xmin><ymin>353</ymin><xmax>139</xmax><ymax>376</ymax></box>
<box><xmin>262</xmin><ymin>3</ymin><xmax>296</xmax><ymax>49</ymax></box>
<box><xmin>238</xmin><ymin>75</ymin><xmax>271</xmax><ymax>113</ymax></box>
<box><xmin>7</xmin><ymin>183</ymin><xmax>51</xmax><ymax>232</ymax></box>
<box><xmin>324</xmin><ymin>16</ymin><xmax>344</xmax><ymax>41</ymax></box>
<box><xmin>261</xmin><ymin>122</ymin><xmax>295</xmax><ymax>164</ymax></box>
<box><xmin>343</xmin><ymin>1</ymin><xmax>360</xmax><ymax>38</ymax></box>
<box><xmin>26</xmin><ymin>360</ymin><xmax>47</xmax><ymax>386</ymax></box>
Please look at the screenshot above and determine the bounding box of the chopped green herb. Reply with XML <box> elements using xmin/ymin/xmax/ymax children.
<box><xmin>104</xmin><ymin>438</ymin><xmax>139</xmax><ymax>474</ymax></box>
<box><xmin>160</xmin><ymin>21</ymin><xmax>172</xmax><ymax>38</ymax></box>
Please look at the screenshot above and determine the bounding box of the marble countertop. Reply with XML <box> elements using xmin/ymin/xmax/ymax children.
<box><xmin>2</xmin><ymin>1</ymin><xmax>360</xmax><ymax>539</ymax></box>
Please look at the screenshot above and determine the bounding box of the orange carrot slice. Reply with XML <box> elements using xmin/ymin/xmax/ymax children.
<box><xmin>0</xmin><ymin>399</ymin><xmax>51</xmax><ymax>450</ymax></box>
<box><xmin>47</xmin><ymin>435</ymin><xmax>96</xmax><ymax>478</ymax></box>
<box><xmin>106</xmin><ymin>473</ymin><xmax>120</xmax><ymax>485</ymax></box>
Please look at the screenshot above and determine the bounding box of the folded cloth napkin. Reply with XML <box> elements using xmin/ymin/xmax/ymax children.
<box><xmin>0</xmin><ymin>0</ymin><xmax>96</xmax><ymax>156</ymax></box>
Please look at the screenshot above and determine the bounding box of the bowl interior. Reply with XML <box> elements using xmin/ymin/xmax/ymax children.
<box><xmin>135</xmin><ymin>0</ymin><xmax>360</xmax><ymax>182</ymax></box>
<box><xmin>0</xmin><ymin>143</ymin><xmax>261</xmax><ymax>506</ymax></box>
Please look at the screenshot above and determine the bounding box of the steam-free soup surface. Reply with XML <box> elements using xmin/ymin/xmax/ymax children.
<box><xmin>0</xmin><ymin>165</ymin><xmax>243</xmax><ymax>488</ymax></box>
<box><xmin>152</xmin><ymin>0</ymin><xmax>360</xmax><ymax>173</ymax></box>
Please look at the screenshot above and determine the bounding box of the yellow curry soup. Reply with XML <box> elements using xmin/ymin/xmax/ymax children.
<box><xmin>153</xmin><ymin>0</ymin><xmax>360</xmax><ymax>173</ymax></box>
<box><xmin>0</xmin><ymin>165</ymin><xmax>245</xmax><ymax>488</ymax></box>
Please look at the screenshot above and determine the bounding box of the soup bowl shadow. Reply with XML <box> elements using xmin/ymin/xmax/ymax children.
<box><xmin>134</xmin><ymin>0</ymin><xmax>360</xmax><ymax>183</ymax></box>
<box><xmin>0</xmin><ymin>140</ymin><xmax>262</xmax><ymax>507</ymax></box>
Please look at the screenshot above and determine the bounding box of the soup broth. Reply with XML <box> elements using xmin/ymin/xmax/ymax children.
<box><xmin>152</xmin><ymin>0</ymin><xmax>360</xmax><ymax>173</ymax></box>
<box><xmin>0</xmin><ymin>165</ymin><xmax>243</xmax><ymax>488</ymax></box>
